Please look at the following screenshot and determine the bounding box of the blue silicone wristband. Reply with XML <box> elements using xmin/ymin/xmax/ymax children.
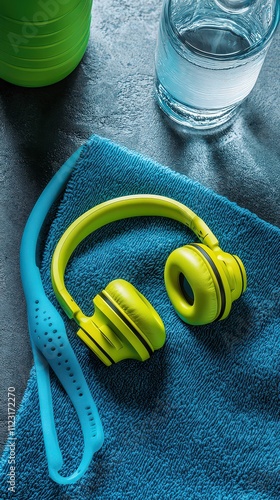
<box><xmin>20</xmin><ymin>147</ymin><xmax>104</xmax><ymax>485</ymax></box>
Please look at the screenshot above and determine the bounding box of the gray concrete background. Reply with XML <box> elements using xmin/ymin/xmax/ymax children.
<box><xmin>0</xmin><ymin>0</ymin><xmax>279</xmax><ymax>453</ymax></box>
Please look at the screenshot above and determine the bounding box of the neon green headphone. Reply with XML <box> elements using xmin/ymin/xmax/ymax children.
<box><xmin>51</xmin><ymin>194</ymin><xmax>247</xmax><ymax>366</ymax></box>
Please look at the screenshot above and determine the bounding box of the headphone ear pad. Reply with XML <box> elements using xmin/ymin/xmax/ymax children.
<box><xmin>164</xmin><ymin>244</ymin><xmax>232</xmax><ymax>325</ymax></box>
<box><xmin>104</xmin><ymin>280</ymin><xmax>166</xmax><ymax>350</ymax></box>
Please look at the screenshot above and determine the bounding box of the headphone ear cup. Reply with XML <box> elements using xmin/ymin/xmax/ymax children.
<box><xmin>104</xmin><ymin>280</ymin><xmax>166</xmax><ymax>350</ymax></box>
<box><xmin>164</xmin><ymin>244</ymin><xmax>232</xmax><ymax>325</ymax></box>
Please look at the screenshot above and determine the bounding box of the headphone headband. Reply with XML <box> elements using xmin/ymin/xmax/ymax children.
<box><xmin>51</xmin><ymin>194</ymin><xmax>219</xmax><ymax>320</ymax></box>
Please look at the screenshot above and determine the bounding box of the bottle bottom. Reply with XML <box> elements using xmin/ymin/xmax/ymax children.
<box><xmin>154</xmin><ymin>78</ymin><xmax>240</xmax><ymax>131</ymax></box>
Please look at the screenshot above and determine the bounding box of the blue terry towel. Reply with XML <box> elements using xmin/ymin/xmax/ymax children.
<box><xmin>1</xmin><ymin>135</ymin><xmax>280</xmax><ymax>499</ymax></box>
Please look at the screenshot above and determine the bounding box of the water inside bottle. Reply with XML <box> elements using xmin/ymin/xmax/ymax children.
<box><xmin>181</xmin><ymin>26</ymin><xmax>250</xmax><ymax>56</ymax></box>
<box><xmin>156</xmin><ymin>20</ymin><xmax>265</xmax><ymax>111</ymax></box>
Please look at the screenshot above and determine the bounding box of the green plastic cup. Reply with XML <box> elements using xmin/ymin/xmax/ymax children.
<box><xmin>0</xmin><ymin>0</ymin><xmax>93</xmax><ymax>86</ymax></box>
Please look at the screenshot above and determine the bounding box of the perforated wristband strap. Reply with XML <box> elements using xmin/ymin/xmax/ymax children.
<box><xmin>20</xmin><ymin>148</ymin><xmax>104</xmax><ymax>485</ymax></box>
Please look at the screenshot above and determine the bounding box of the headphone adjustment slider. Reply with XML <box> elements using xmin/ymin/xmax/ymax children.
<box><xmin>190</xmin><ymin>216</ymin><xmax>219</xmax><ymax>249</ymax></box>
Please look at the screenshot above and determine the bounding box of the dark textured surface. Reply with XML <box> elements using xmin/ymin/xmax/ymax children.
<box><xmin>0</xmin><ymin>0</ymin><xmax>279</xmax><ymax>454</ymax></box>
